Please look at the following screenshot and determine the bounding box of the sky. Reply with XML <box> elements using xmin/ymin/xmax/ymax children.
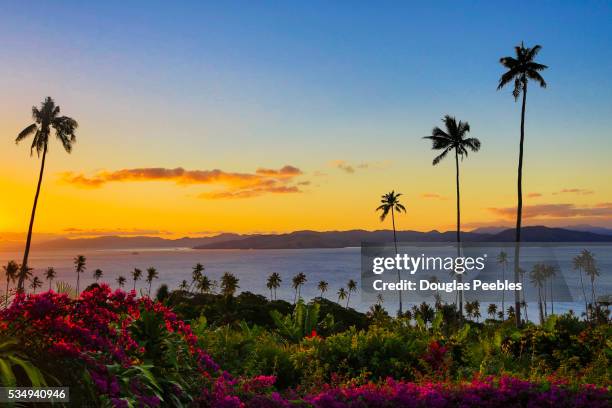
<box><xmin>0</xmin><ymin>1</ymin><xmax>611</xmax><ymax>240</ymax></box>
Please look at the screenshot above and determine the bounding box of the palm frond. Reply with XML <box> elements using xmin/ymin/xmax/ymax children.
<box><xmin>526</xmin><ymin>70</ymin><xmax>547</xmax><ymax>88</ymax></box>
<box><xmin>15</xmin><ymin>124</ymin><xmax>37</xmax><ymax>143</ymax></box>
<box><xmin>432</xmin><ymin>147</ymin><xmax>452</xmax><ymax>165</ymax></box>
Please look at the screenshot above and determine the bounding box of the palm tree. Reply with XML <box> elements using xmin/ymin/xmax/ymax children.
<box><xmin>266</xmin><ymin>273</ymin><xmax>281</xmax><ymax>300</ymax></box>
<box><xmin>346</xmin><ymin>279</ymin><xmax>357</xmax><ymax>308</ymax></box>
<box><xmin>376</xmin><ymin>190</ymin><xmax>406</xmax><ymax>314</ymax></box>
<box><xmin>74</xmin><ymin>255</ymin><xmax>86</xmax><ymax>295</ymax></box>
<box><xmin>472</xmin><ymin>300</ymin><xmax>481</xmax><ymax>322</ymax></box>
<box><xmin>131</xmin><ymin>268</ymin><xmax>142</xmax><ymax>292</ymax></box>
<box><xmin>497</xmin><ymin>251</ymin><xmax>509</xmax><ymax>319</ymax></box>
<box><xmin>220</xmin><ymin>272</ymin><xmax>239</xmax><ymax>297</ymax></box>
<box><xmin>116</xmin><ymin>275</ymin><xmax>126</xmax><ymax>288</ymax></box>
<box><xmin>376</xmin><ymin>293</ymin><xmax>384</xmax><ymax>306</ymax></box>
<box><xmin>581</xmin><ymin>250</ymin><xmax>599</xmax><ymax>308</ymax></box>
<box><xmin>3</xmin><ymin>261</ymin><xmax>19</xmax><ymax>307</ymax></box>
<box><xmin>487</xmin><ymin>303</ymin><xmax>498</xmax><ymax>320</ymax></box>
<box><xmin>197</xmin><ymin>275</ymin><xmax>212</xmax><ymax>294</ymax></box>
<box><xmin>145</xmin><ymin>267</ymin><xmax>158</xmax><ymax>296</ymax></box>
<box><xmin>529</xmin><ymin>263</ymin><xmax>546</xmax><ymax>323</ymax></box>
<box><xmin>45</xmin><ymin>267</ymin><xmax>56</xmax><ymax>291</ymax></box>
<box><xmin>178</xmin><ymin>280</ymin><xmax>189</xmax><ymax>292</ymax></box>
<box><xmin>337</xmin><ymin>287</ymin><xmax>347</xmax><ymax>305</ymax></box>
<box><xmin>30</xmin><ymin>276</ymin><xmax>42</xmax><ymax>294</ymax></box>
<box><xmin>465</xmin><ymin>301</ymin><xmax>474</xmax><ymax>321</ymax></box>
<box><xmin>544</xmin><ymin>265</ymin><xmax>558</xmax><ymax>315</ymax></box>
<box><xmin>15</xmin><ymin>97</ymin><xmax>78</xmax><ymax>291</ymax></box>
<box><xmin>191</xmin><ymin>263</ymin><xmax>204</xmax><ymax>292</ymax></box>
<box><xmin>497</xmin><ymin>43</ymin><xmax>548</xmax><ymax>326</ymax></box>
<box><xmin>572</xmin><ymin>251</ymin><xmax>590</xmax><ymax>319</ymax></box>
<box><xmin>291</xmin><ymin>272</ymin><xmax>307</xmax><ymax>304</ymax></box>
<box><xmin>317</xmin><ymin>280</ymin><xmax>329</xmax><ymax>299</ymax></box>
<box><xmin>92</xmin><ymin>269</ymin><xmax>103</xmax><ymax>283</ymax></box>
<box><xmin>424</xmin><ymin>115</ymin><xmax>481</xmax><ymax>317</ymax></box>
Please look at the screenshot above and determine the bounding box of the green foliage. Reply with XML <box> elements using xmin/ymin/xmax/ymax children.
<box><xmin>270</xmin><ymin>298</ymin><xmax>323</xmax><ymax>342</ymax></box>
<box><xmin>0</xmin><ymin>337</ymin><xmax>46</xmax><ymax>387</ymax></box>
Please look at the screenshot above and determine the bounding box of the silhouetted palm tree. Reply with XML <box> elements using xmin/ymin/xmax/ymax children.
<box><xmin>337</xmin><ymin>287</ymin><xmax>347</xmax><ymax>305</ymax></box>
<box><xmin>15</xmin><ymin>97</ymin><xmax>78</xmax><ymax>291</ymax></box>
<box><xmin>93</xmin><ymin>269</ymin><xmax>103</xmax><ymax>282</ymax></box>
<box><xmin>191</xmin><ymin>263</ymin><xmax>204</xmax><ymax>292</ymax></box>
<box><xmin>145</xmin><ymin>267</ymin><xmax>158</xmax><ymax>296</ymax></box>
<box><xmin>317</xmin><ymin>280</ymin><xmax>329</xmax><ymax>299</ymax></box>
<box><xmin>573</xmin><ymin>251</ymin><xmax>590</xmax><ymax>318</ymax></box>
<box><xmin>487</xmin><ymin>303</ymin><xmax>497</xmax><ymax>320</ymax></box>
<box><xmin>116</xmin><ymin>275</ymin><xmax>126</xmax><ymax>288</ymax></box>
<box><xmin>498</xmin><ymin>43</ymin><xmax>548</xmax><ymax>326</ymax></box>
<box><xmin>267</xmin><ymin>273</ymin><xmax>281</xmax><ymax>300</ymax></box>
<box><xmin>45</xmin><ymin>267</ymin><xmax>56</xmax><ymax>291</ymax></box>
<box><xmin>530</xmin><ymin>263</ymin><xmax>546</xmax><ymax>323</ymax></box>
<box><xmin>581</xmin><ymin>250</ymin><xmax>599</xmax><ymax>308</ymax></box>
<box><xmin>30</xmin><ymin>276</ymin><xmax>42</xmax><ymax>294</ymax></box>
<box><xmin>131</xmin><ymin>268</ymin><xmax>142</xmax><ymax>292</ymax></box>
<box><xmin>179</xmin><ymin>280</ymin><xmax>189</xmax><ymax>292</ymax></box>
<box><xmin>3</xmin><ymin>261</ymin><xmax>19</xmax><ymax>307</ymax></box>
<box><xmin>497</xmin><ymin>251</ymin><xmax>509</xmax><ymax>319</ymax></box>
<box><xmin>376</xmin><ymin>190</ymin><xmax>406</xmax><ymax>314</ymax></box>
<box><xmin>197</xmin><ymin>275</ymin><xmax>212</xmax><ymax>294</ymax></box>
<box><xmin>544</xmin><ymin>265</ymin><xmax>558</xmax><ymax>315</ymax></box>
<box><xmin>220</xmin><ymin>272</ymin><xmax>239</xmax><ymax>297</ymax></box>
<box><xmin>346</xmin><ymin>279</ymin><xmax>357</xmax><ymax>308</ymax></box>
<box><xmin>291</xmin><ymin>272</ymin><xmax>307</xmax><ymax>304</ymax></box>
<box><xmin>74</xmin><ymin>255</ymin><xmax>86</xmax><ymax>295</ymax></box>
<box><xmin>424</xmin><ymin>115</ymin><xmax>480</xmax><ymax>317</ymax></box>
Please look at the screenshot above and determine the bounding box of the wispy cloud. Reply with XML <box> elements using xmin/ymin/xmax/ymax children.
<box><xmin>61</xmin><ymin>165</ymin><xmax>306</xmax><ymax>199</ymax></box>
<box><xmin>329</xmin><ymin>160</ymin><xmax>390</xmax><ymax>174</ymax></box>
<box><xmin>527</xmin><ymin>192</ymin><xmax>542</xmax><ymax>198</ymax></box>
<box><xmin>553</xmin><ymin>188</ymin><xmax>594</xmax><ymax>195</ymax></box>
<box><xmin>421</xmin><ymin>193</ymin><xmax>448</xmax><ymax>200</ymax></box>
<box><xmin>488</xmin><ymin>203</ymin><xmax>612</xmax><ymax>219</ymax></box>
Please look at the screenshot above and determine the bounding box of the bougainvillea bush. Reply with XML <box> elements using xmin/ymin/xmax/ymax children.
<box><xmin>0</xmin><ymin>287</ymin><xmax>609</xmax><ymax>407</ymax></box>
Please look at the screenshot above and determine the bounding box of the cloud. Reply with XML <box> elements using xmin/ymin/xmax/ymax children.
<box><xmin>62</xmin><ymin>228</ymin><xmax>173</xmax><ymax>237</ymax></box>
<box><xmin>62</xmin><ymin>165</ymin><xmax>306</xmax><ymax>199</ymax></box>
<box><xmin>421</xmin><ymin>193</ymin><xmax>448</xmax><ymax>200</ymax></box>
<box><xmin>329</xmin><ymin>160</ymin><xmax>390</xmax><ymax>174</ymax></box>
<box><xmin>488</xmin><ymin>203</ymin><xmax>612</xmax><ymax>219</ymax></box>
<box><xmin>527</xmin><ymin>192</ymin><xmax>542</xmax><ymax>198</ymax></box>
<box><xmin>553</xmin><ymin>188</ymin><xmax>594</xmax><ymax>195</ymax></box>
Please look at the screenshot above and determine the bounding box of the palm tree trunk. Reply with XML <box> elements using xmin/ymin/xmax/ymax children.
<box><xmin>455</xmin><ymin>150</ymin><xmax>463</xmax><ymax>318</ymax></box>
<box><xmin>346</xmin><ymin>292</ymin><xmax>351</xmax><ymax>308</ymax></box>
<box><xmin>18</xmin><ymin>145</ymin><xmax>47</xmax><ymax>291</ymax></box>
<box><xmin>49</xmin><ymin>280</ymin><xmax>52</xmax><ymax>291</ymax></box>
<box><xmin>501</xmin><ymin>264</ymin><xmax>506</xmax><ymax>319</ymax></box>
<box><xmin>590</xmin><ymin>278</ymin><xmax>596</xmax><ymax>309</ymax></box>
<box><xmin>5</xmin><ymin>279</ymin><xmax>9</xmax><ymax>308</ymax></box>
<box><xmin>391</xmin><ymin>207</ymin><xmax>403</xmax><ymax>315</ymax></box>
<box><xmin>538</xmin><ymin>287</ymin><xmax>544</xmax><ymax>324</ymax></box>
<box><xmin>133</xmin><ymin>280</ymin><xmax>136</xmax><ymax>292</ymax></box>
<box><xmin>550</xmin><ymin>279</ymin><xmax>554</xmax><ymax>314</ymax></box>
<box><xmin>77</xmin><ymin>273</ymin><xmax>80</xmax><ymax>295</ymax></box>
<box><xmin>513</xmin><ymin>84</ymin><xmax>528</xmax><ymax>327</ymax></box>
<box><xmin>578</xmin><ymin>268</ymin><xmax>589</xmax><ymax>320</ymax></box>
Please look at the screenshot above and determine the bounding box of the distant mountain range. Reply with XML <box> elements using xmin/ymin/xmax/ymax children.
<box><xmin>3</xmin><ymin>226</ymin><xmax>608</xmax><ymax>252</ymax></box>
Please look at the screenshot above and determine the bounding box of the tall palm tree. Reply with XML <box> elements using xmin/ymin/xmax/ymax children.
<box><xmin>497</xmin><ymin>251</ymin><xmax>509</xmax><ymax>319</ymax></box>
<box><xmin>472</xmin><ymin>300</ymin><xmax>481</xmax><ymax>322</ymax></box>
<box><xmin>178</xmin><ymin>280</ymin><xmax>189</xmax><ymax>292</ymax></box>
<box><xmin>291</xmin><ymin>272</ymin><xmax>307</xmax><ymax>304</ymax></box>
<box><xmin>544</xmin><ymin>265</ymin><xmax>558</xmax><ymax>315</ymax></box>
<box><xmin>337</xmin><ymin>287</ymin><xmax>347</xmax><ymax>305</ymax></box>
<box><xmin>45</xmin><ymin>267</ymin><xmax>56</xmax><ymax>291</ymax></box>
<box><xmin>15</xmin><ymin>97</ymin><xmax>78</xmax><ymax>291</ymax></box>
<box><xmin>346</xmin><ymin>279</ymin><xmax>357</xmax><ymax>308</ymax></box>
<box><xmin>145</xmin><ymin>267</ymin><xmax>158</xmax><ymax>296</ymax></box>
<box><xmin>30</xmin><ymin>276</ymin><xmax>42</xmax><ymax>294</ymax></box>
<box><xmin>424</xmin><ymin>115</ymin><xmax>481</xmax><ymax>317</ymax></box>
<box><xmin>220</xmin><ymin>272</ymin><xmax>239</xmax><ymax>297</ymax></box>
<box><xmin>572</xmin><ymin>252</ymin><xmax>590</xmax><ymax>318</ymax></box>
<box><xmin>131</xmin><ymin>268</ymin><xmax>142</xmax><ymax>292</ymax></box>
<box><xmin>3</xmin><ymin>261</ymin><xmax>19</xmax><ymax>307</ymax></box>
<box><xmin>267</xmin><ymin>273</ymin><xmax>281</xmax><ymax>300</ymax></box>
<box><xmin>376</xmin><ymin>191</ymin><xmax>406</xmax><ymax>314</ymax></box>
<box><xmin>317</xmin><ymin>280</ymin><xmax>329</xmax><ymax>299</ymax></box>
<box><xmin>116</xmin><ymin>275</ymin><xmax>127</xmax><ymax>288</ymax></box>
<box><xmin>498</xmin><ymin>43</ymin><xmax>548</xmax><ymax>326</ymax></box>
<box><xmin>191</xmin><ymin>263</ymin><xmax>204</xmax><ymax>292</ymax></box>
<box><xmin>74</xmin><ymin>255</ymin><xmax>86</xmax><ymax>295</ymax></box>
<box><xmin>581</xmin><ymin>250</ymin><xmax>599</xmax><ymax>308</ymax></box>
<box><xmin>93</xmin><ymin>268</ymin><xmax>103</xmax><ymax>282</ymax></box>
<box><xmin>529</xmin><ymin>263</ymin><xmax>546</xmax><ymax>323</ymax></box>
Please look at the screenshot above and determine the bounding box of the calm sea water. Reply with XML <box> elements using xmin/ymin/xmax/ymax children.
<box><xmin>1</xmin><ymin>246</ymin><xmax>609</xmax><ymax>320</ymax></box>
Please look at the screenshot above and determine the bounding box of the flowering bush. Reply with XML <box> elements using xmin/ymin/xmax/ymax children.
<box><xmin>1</xmin><ymin>287</ymin><xmax>609</xmax><ymax>407</ymax></box>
